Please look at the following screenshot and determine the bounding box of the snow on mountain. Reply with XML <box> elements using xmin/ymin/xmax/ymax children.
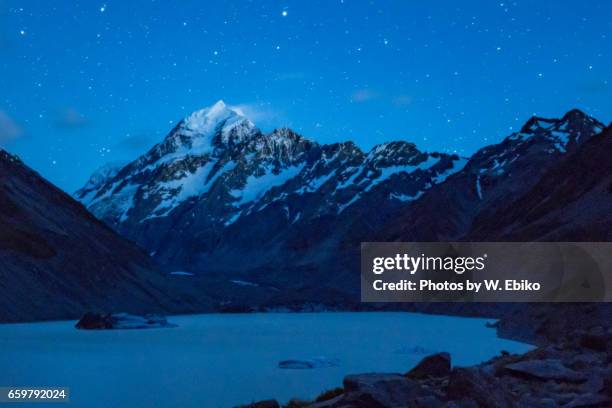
<box><xmin>161</xmin><ymin>100</ymin><xmax>256</xmax><ymax>159</ymax></box>
<box><xmin>230</xmin><ymin>163</ymin><xmax>306</xmax><ymax>207</ymax></box>
<box><xmin>74</xmin><ymin>160</ymin><xmax>127</xmax><ymax>205</ymax></box>
<box><xmin>468</xmin><ymin>123</ymin><xmax>612</xmax><ymax>241</ymax></box>
<box><xmin>383</xmin><ymin>109</ymin><xmax>606</xmax><ymax>242</ymax></box>
<box><xmin>465</xmin><ymin>109</ymin><xmax>605</xmax><ymax>201</ymax></box>
<box><xmin>78</xmin><ymin>102</ymin><xmax>465</xmax><ymax>233</ymax></box>
<box><xmin>510</xmin><ymin>109</ymin><xmax>604</xmax><ymax>153</ymax></box>
<box><xmin>76</xmin><ymin>104</ymin><xmax>606</xmax><ymax>309</ymax></box>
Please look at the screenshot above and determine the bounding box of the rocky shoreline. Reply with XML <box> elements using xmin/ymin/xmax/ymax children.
<box><xmin>75</xmin><ymin>312</ymin><xmax>177</xmax><ymax>330</ymax></box>
<box><xmin>238</xmin><ymin>304</ymin><xmax>612</xmax><ymax>408</ymax></box>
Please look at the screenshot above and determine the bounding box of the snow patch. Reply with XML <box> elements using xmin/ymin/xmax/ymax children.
<box><xmin>432</xmin><ymin>157</ymin><xmax>468</xmax><ymax>183</ymax></box>
<box><xmin>118</xmin><ymin>184</ymin><xmax>139</xmax><ymax>222</ymax></box>
<box><xmin>170</xmin><ymin>271</ymin><xmax>194</xmax><ymax>276</ymax></box>
<box><xmin>224</xmin><ymin>212</ymin><xmax>242</xmax><ymax>226</ymax></box>
<box><xmin>292</xmin><ymin>212</ymin><xmax>301</xmax><ymax>224</ymax></box>
<box><xmin>230</xmin><ymin>280</ymin><xmax>259</xmax><ymax>287</ymax></box>
<box><xmin>475</xmin><ymin>175</ymin><xmax>483</xmax><ymax>200</ymax></box>
<box><xmin>363</xmin><ymin>155</ymin><xmax>440</xmax><ymax>192</ymax></box>
<box><xmin>337</xmin><ymin>193</ymin><xmax>361</xmax><ymax>213</ymax></box>
<box><xmin>389</xmin><ymin>191</ymin><xmax>424</xmax><ymax>202</ymax></box>
<box><xmin>308</xmin><ymin>170</ymin><xmax>337</xmax><ymax>191</ymax></box>
<box><xmin>549</xmin><ymin>130</ymin><xmax>569</xmax><ymax>153</ymax></box>
<box><xmin>231</xmin><ymin>163</ymin><xmax>305</xmax><ymax>206</ymax></box>
<box><xmin>336</xmin><ymin>167</ymin><xmax>362</xmax><ymax>189</ymax></box>
<box><xmin>149</xmin><ymin>160</ymin><xmax>236</xmax><ymax>218</ymax></box>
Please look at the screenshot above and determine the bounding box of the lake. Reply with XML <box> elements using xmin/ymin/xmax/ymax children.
<box><xmin>0</xmin><ymin>312</ymin><xmax>531</xmax><ymax>407</ymax></box>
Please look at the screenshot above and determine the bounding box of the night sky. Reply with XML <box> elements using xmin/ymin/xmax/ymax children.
<box><xmin>1</xmin><ymin>0</ymin><xmax>611</xmax><ymax>191</ymax></box>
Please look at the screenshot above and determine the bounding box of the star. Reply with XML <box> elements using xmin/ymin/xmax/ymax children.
<box><xmin>20</xmin><ymin>30</ymin><xmax>26</xmax><ymax>35</ymax></box>
<box><xmin>100</xmin><ymin>5</ymin><xmax>106</xmax><ymax>13</ymax></box>
<box><xmin>281</xmin><ymin>10</ymin><xmax>288</xmax><ymax>17</ymax></box>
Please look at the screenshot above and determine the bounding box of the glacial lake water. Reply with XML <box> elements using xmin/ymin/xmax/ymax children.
<box><xmin>0</xmin><ymin>312</ymin><xmax>531</xmax><ymax>407</ymax></box>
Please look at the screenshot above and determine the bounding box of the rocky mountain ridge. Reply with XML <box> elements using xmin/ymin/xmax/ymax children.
<box><xmin>76</xmin><ymin>102</ymin><xmax>608</xmax><ymax>310</ymax></box>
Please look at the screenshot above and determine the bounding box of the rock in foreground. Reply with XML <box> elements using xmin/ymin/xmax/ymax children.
<box><xmin>405</xmin><ymin>352</ymin><xmax>451</xmax><ymax>379</ymax></box>
<box><xmin>259</xmin><ymin>335</ymin><xmax>612</xmax><ymax>408</ymax></box>
<box><xmin>75</xmin><ymin>312</ymin><xmax>176</xmax><ymax>330</ymax></box>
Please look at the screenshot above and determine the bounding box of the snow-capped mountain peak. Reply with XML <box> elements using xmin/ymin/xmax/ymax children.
<box><xmin>172</xmin><ymin>100</ymin><xmax>257</xmax><ymax>154</ymax></box>
<box><xmin>505</xmin><ymin>109</ymin><xmax>605</xmax><ymax>154</ymax></box>
<box><xmin>77</xmin><ymin>101</ymin><xmax>466</xmax><ymax>234</ymax></box>
<box><xmin>182</xmin><ymin>100</ymin><xmax>253</xmax><ymax>136</ymax></box>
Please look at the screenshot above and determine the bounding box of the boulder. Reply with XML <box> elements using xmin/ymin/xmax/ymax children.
<box><xmin>406</xmin><ymin>352</ymin><xmax>451</xmax><ymax>378</ymax></box>
<box><xmin>565</xmin><ymin>393</ymin><xmax>610</xmax><ymax>408</ymax></box>
<box><xmin>75</xmin><ymin>312</ymin><xmax>176</xmax><ymax>330</ymax></box>
<box><xmin>578</xmin><ymin>328</ymin><xmax>610</xmax><ymax>352</ymax></box>
<box><xmin>74</xmin><ymin>312</ymin><xmax>115</xmax><ymax>329</ymax></box>
<box><xmin>342</xmin><ymin>373</ymin><xmax>427</xmax><ymax>407</ymax></box>
<box><xmin>328</xmin><ymin>392</ymin><xmax>386</xmax><ymax>408</ymax></box>
<box><xmin>504</xmin><ymin>359</ymin><xmax>586</xmax><ymax>383</ymax></box>
<box><xmin>447</xmin><ymin>367</ymin><xmax>515</xmax><ymax>408</ymax></box>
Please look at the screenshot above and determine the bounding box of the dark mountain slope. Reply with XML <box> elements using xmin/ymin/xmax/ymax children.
<box><xmin>469</xmin><ymin>124</ymin><xmax>612</xmax><ymax>241</ymax></box>
<box><xmin>0</xmin><ymin>149</ymin><xmax>212</xmax><ymax>322</ymax></box>
<box><xmin>383</xmin><ymin>109</ymin><xmax>605</xmax><ymax>242</ymax></box>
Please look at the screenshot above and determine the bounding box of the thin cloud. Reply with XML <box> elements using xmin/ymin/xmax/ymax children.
<box><xmin>392</xmin><ymin>95</ymin><xmax>413</xmax><ymax>107</ymax></box>
<box><xmin>229</xmin><ymin>103</ymin><xmax>284</xmax><ymax>127</ymax></box>
<box><xmin>0</xmin><ymin>110</ymin><xmax>24</xmax><ymax>145</ymax></box>
<box><xmin>55</xmin><ymin>107</ymin><xmax>88</xmax><ymax>129</ymax></box>
<box><xmin>351</xmin><ymin>89</ymin><xmax>378</xmax><ymax>103</ymax></box>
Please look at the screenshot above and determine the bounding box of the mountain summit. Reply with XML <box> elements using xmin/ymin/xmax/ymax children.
<box><xmin>168</xmin><ymin>100</ymin><xmax>257</xmax><ymax>154</ymax></box>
